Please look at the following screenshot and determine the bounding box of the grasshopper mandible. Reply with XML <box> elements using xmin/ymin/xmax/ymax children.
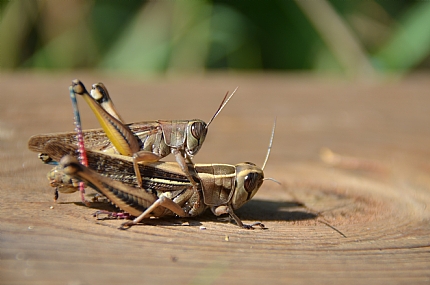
<box><xmin>69</xmin><ymin>79</ymin><xmax>237</xmax><ymax>190</ymax></box>
<box><xmin>40</xmin><ymin>120</ymin><xmax>274</xmax><ymax>229</ymax></box>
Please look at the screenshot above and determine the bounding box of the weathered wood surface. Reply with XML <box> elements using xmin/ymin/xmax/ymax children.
<box><xmin>1</xmin><ymin>73</ymin><xmax>429</xmax><ymax>284</ymax></box>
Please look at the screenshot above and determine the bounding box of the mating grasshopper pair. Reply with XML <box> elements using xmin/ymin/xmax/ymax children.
<box><xmin>28</xmin><ymin>80</ymin><xmax>273</xmax><ymax>229</ymax></box>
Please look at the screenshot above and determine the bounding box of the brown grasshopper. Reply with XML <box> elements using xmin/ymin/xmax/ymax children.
<box><xmin>28</xmin><ymin>80</ymin><xmax>236</xmax><ymax>198</ymax></box>
<box><xmin>39</xmin><ymin>121</ymin><xmax>274</xmax><ymax>229</ymax></box>
<box><xmin>69</xmin><ymin>79</ymin><xmax>237</xmax><ymax>190</ymax></box>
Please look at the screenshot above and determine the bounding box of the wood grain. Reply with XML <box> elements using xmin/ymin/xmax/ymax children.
<box><xmin>1</xmin><ymin>73</ymin><xmax>429</xmax><ymax>284</ymax></box>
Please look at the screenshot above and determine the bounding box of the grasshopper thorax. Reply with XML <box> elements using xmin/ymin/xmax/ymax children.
<box><xmin>185</xmin><ymin>120</ymin><xmax>208</xmax><ymax>156</ymax></box>
<box><xmin>230</xmin><ymin>162</ymin><xmax>264</xmax><ymax>210</ymax></box>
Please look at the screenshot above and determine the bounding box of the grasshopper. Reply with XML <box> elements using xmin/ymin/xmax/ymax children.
<box><xmin>39</xmin><ymin>119</ymin><xmax>275</xmax><ymax>229</ymax></box>
<box><xmin>69</xmin><ymin>79</ymin><xmax>237</xmax><ymax>190</ymax></box>
<box><xmin>28</xmin><ymin>80</ymin><xmax>236</xmax><ymax>197</ymax></box>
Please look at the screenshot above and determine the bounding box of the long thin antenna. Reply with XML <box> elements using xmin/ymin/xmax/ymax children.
<box><xmin>206</xmin><ymin>87</ymin><xmax>238</xmax><ymax>128</ymax></box>
<box><xmin>263</xmin><ymin>177</ymin><xmax>281</xmax><ymax>185</ymax></box>
<box><xmin>262</xmin><ymin>118</ymin><xmax>276</xmax><ymax>170</ymax></box>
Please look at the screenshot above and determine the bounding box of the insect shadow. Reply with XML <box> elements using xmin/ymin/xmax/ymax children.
<box><xmin>71</xmin><ymin>200</ymin><xmax>205</xmax><ymax>227</ymax></box>
<box><xmin>69</xmin><ymin>198</ymin><xmax>316</xmax><ymax>226</ymax></box>
<box><xmin>235</xmin><ymin>199</ymin><xmax>317</xmax><ymax>222</ymax></box>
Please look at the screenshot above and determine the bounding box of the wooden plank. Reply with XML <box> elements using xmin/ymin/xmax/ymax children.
<box><xmin>1</xmin><ymin>73</ymin><xmax>430</xmax><ymax>284</ymax></box>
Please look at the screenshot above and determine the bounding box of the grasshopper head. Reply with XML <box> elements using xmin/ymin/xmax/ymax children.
<box><xmin>230</xmin><ymin>162</ymin><xmax>264</xmax><ymax>210</ymax></box>
<box><xmin>185</xmin><ymin>120</ymin><xmax>208</xmax><ymax>156</ymax></box>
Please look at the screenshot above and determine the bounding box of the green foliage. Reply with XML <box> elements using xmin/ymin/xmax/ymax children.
<box><xmin>0</xmin><ymin>0</ymin><xmax>428</xmax><ymax>76</ymax></box>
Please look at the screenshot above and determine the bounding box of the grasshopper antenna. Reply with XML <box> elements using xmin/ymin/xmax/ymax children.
<box><xmin>262</xmin><ymin>118</ymin><xmax>276</xmax><ymax>171</ymax></box>
<box><xmin>262</xmin><ymin>119</ymin><xmax>281</xmax><ymax>184</ymax></box>
<box><xmin>206</xmin><ymin>87</ymin><xmax>238</xmax><ymax>128</ymax></box>
<box><xmin>263</xmin><ymin>177</ymin><xmax>281</xmax><ymax>185</ymax></box>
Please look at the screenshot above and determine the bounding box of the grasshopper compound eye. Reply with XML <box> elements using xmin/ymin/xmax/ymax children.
<box><xmin>244</xmin><ymin>172</ymin><xmax>260</xmax><ymax>193</ymax></box>
<box><xmin>191</xmin><ymin>121</ymin><xmax>207</xmax><ymax>140</ymax></box>
<box><xmin>186</xmin><ymin>121</ymin><xmax>208</xmax><ymax>156</ymax></box>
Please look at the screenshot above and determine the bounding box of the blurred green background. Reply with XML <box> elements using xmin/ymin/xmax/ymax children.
<box><xmin>1</xmin><ymin>0</ymin><xmax>430</xmax><ymax>77</ymax></box>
